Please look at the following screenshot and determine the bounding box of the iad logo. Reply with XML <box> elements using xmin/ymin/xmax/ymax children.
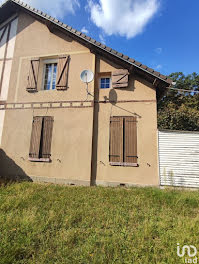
<box><xmin>177</xmin><ymin>243</ymin><xmax>198</xmax><ymax>263</ymax></box>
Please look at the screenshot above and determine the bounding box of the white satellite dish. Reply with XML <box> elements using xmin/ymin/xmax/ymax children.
<box><xmin>80</xmin><ymin>70</ymin><xmax>94</xmax><ymax>84</ymax></box>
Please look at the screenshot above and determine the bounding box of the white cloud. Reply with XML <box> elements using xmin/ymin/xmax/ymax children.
<box><xmin>155</xmin><ymin>47</ymin><xmax>162</xmax><ymax>54</ymax></box>
<box><xmin>3</xmin><ymin>0</ymin><xmax>80</xmax><ymax>19</ymax></box>
<box><xmin>88</xmin><ymin>0</ymin><xmax>160</xmax><ymax>39</ymax></box>
<box><xmin>81</xmin><ymin>27</ymin><xmax>89</xmax><ymax>34</ymax></box>
<box><xmin>156</xmin><ymin>64</ymin><xmax>162</xmax><ymax>70</ymax></box>
<box><xmin>99</xmin><ymin>33</ymin><xmax>106</xmax><ymax>44</ymax></box>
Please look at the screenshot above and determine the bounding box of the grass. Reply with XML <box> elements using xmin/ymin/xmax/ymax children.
<box><xmin>0</xmin><ymin>183</ymin><xmax>199</xmax><ymax>264</ymax></box>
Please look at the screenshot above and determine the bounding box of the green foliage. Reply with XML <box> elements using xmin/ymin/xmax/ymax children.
<box><xmin>1</xmin><ymin>182</ymin><xmax>199</xmax><ymax>263</ymax></box>
<box><xmin>158</xmin><ymin>72</ymin><xmax>199</xmax><ymax>131</ymax></box>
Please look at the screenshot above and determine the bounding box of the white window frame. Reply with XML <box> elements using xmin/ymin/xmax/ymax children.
<box><xmin>99</xmin><ymin>76</ymin><xmax>112</xmax><ymax>89</ymax></box>
<box><xmin>42</xmin><ymin>59</ymin><xmax>58</xmax><ymax>91</ymax></box>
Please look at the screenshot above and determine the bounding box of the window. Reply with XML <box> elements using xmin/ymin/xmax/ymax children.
<box><xmin>29</xmin><ymin>116</ymin><xmax>54</xmax><ymax>162</ymax></box>
<box><xmin>109</xmin><ymin>116</ymin><xmax>138</xmax><ymax>166</ymax></box>
<box><xmin>43</xmin><ymin>60</ymin><xmax>57</xmax><ymax>90</ymax></box>
<box><xmin>26</xmin><ymin>55</ymin><xmax>70</xmax><ymax>92</ymax></box>
<box><xmin>100</xmin><ymin>77</ymin><xmax>111</xmax><ymax>89</ymax></box>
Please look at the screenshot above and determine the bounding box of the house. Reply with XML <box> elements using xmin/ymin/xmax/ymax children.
<box><xmin>0</xmin><ymin>0</ymin><xmax>172</xmax><ymax>187</ymax></box>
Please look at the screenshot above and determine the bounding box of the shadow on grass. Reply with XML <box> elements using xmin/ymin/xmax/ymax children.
<box><xmin>0</xmin><ymin>149</ymin><xmax>32</xmax><ymax>185</ymax></box>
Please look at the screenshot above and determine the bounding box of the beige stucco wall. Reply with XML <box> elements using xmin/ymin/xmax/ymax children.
<box><xmin>1</xmin><ymin>107</ymin><xmax>93</xmax><ymax>185</ymax></box>
<box><xmin>0</xmin><ymin>12</ymin><xmax>94</xmax><ymax>185</ymax></box>
<box><xmin>0</xmin><ymin>11</ymin><xmax>159</xmax><ymax>187</ymax></box>
<box><xmin>7</xmin><ymin>12</ymin><xmax>94</xmax><ymax>103</ymax></box>
<box><xmin>93</xmin><ymin>57</ymin><xmax>159</xmax><ymax>186</ymax></box>
<box><xmin>95</xmin><ymin>101</ymin><xmax>159</xmax><ymax>186</ymax></box>
<box><xmin>98</xmin><ymin>58</ymin><xmax>156</xmax><ymax>101</ymax></box>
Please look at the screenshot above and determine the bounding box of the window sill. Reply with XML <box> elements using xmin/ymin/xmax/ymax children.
<box><xmin>29</xmin><ymin>158</ymin><xmax>51</xmax><ymax>163</ymax></box>
<box><xmin>110</xmin><ymin>162</ymin><xmax>138</xmax><ymax>167</ymax></box>
<box><xmin>39</xmin><ymin>89</ymin><xmax>56</xmax><ymax>92</ymax></box>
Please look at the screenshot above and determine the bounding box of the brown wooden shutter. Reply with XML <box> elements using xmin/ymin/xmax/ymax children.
<box><xmin>27</xmin><ymin>58</ymin><xmax>40</xmax><ymax>92</ymax></box>
<box><xmin>124</xmin><ymin>116</ymin><xmax>137</xmax><ymax>164</ymax></box>
<box><xmin>112</xmin><ymin>69</ymin><xmax>129</xmax><ymax>89</ymax></box>
<box><xmin>109</xmin><ymin>117</ymin><xmax>123</xmax><ymax>164</ymax></box>
<box><xmin>41</xmin><ymin>117</ymin><xmax>54</xmax><ymax>159</ymax></box>
<box><xmin>29</xmin><ymin>117</ymin><xmax>43</xmax><ymax>158</ymax></box>
<box><xmin>56</xmin><ymin>55</ymin><xmax>70</xmax><ymax>90</ymax></box>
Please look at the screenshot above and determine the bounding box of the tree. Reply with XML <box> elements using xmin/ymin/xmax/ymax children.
<box><xmin>158</xmin><ymin>72</ymin><xmax>199</xmax><ymax>131</ymax></box>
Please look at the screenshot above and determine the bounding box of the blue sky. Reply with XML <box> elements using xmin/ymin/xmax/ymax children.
<box><xmin>2</xmin><ymin>0</ymin><xmax>198</xmax><ymax>76</ymax></box>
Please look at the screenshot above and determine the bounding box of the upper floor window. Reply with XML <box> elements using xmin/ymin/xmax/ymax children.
<box><xmin>43</xmin><ymin>59</ymin><xmax>58</xmax><ymax>90</ymax></box>
<box><xmin>100</xmin><ymin>77</ymin><xmax>111</xmax><ymax>89</ymax></box>
<box><xmin>27</xmin><ymin>55</ymin><xmax>70</xmax><ymax>93</ymax></box>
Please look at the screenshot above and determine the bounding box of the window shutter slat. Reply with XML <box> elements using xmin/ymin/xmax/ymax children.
<box><xmin>110</xmin><ymin>117</ymin><xmax>123</xmax><ymax>163</ymax></box>
<box><xmin>112</xmin><ymin>69</ymin><xmax>129</xmax><ymax>89</ymax></box>
<box><xmin>27</xmin><ymin>58</ymin><xmax>40</xmax><ymax>92</ymax></box>
<box><xmin>41</xmin><ymin>117</ymin><xmax>54</xmax><ymax>159</ymax></box>
<box><xmin>124</xmin><ymin>116</ymin><xmax>137</xmax><ymax>164</ymax></box>
<box><xmin>56</xmin><ymin>55</ymin><xmax>70</xmax><ymax>90</ymax></box>
<box><xmin>29</xmin><ymin>117</ymin><xmax>43</xmax><ymax>158</ymax></box>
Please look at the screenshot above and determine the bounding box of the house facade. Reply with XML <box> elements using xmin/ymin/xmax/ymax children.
<box><xmin>0</xmin><ymin>0</ymin><xmax>172</xmax><ymax>187</ymax></box>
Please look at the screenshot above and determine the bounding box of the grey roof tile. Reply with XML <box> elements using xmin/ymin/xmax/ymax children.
<box><xmin>129</xmin><ymin>58</ymin><xmax>135</xmax><ymax>63</ymax></box>
<box><xmin>147</xmin><ymin>68</ymin><xmax>154</xmax><ymax>73</ymax></box>
<box><xmin>153</xmin><ymin>71</ymin><xmax>160</xmax><ymax>77</ymax></box>
<box><xmin>95</xmin><ymin>41</ymin><xmax>101</xmax><ymax>46</ymax></box>
<box><xmin>111</xmin><ymin>49</ymin><xmax>117</xmax><ymax>54</ymax></box>
<box><xmin>105</xmin><ymin>47</ymin><xmax>112</xmax><ymax>52</ymax></box>
<box><xmin>123</xmin><ymin>55</ymin><xmax>129</xmax><ymax>60</ymax></box>
<box><xmin>134</xmin><ymin>61</ymin><xmax>142</xmax><ymax>67</ymax></box>
<box><xmin>1</xmin><ymin>0</ymin><xmax>172</xmax><ymax>85</ymax></box>
<box><xmin>90</xmin><ymin>38</ymin><xmax>96</xmax><ymax>43</ymax></box>
<box><xmin>117</xmin><ymin>52</ymin><xmax>123</xmax><ymax>57</ymax></box>
<box><xmin>140</xmin><ymin>64</ymin><xmax>148</xmax><ymax>70</ymax></box>
<box><xmin>160</xmin><ymin>74</ymin><xmax>167</xmax><ymax>80</ymax></box>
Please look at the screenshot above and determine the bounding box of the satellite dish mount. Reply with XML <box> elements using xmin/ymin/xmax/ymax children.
<box><xmin>80</xmin><ymin>70</ymin><xmax>94</xmax><ymax>100</ymax></box>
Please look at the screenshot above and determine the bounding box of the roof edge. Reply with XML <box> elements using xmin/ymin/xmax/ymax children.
<box><xmin>0</xmin><ymin>0</ymin><xmax>173</xmax><ymax>85</ymax></box>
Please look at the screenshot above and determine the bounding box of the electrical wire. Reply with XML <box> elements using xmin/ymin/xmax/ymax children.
<box><xmin>166</xmin><ymin>87</ymin><xmax>199</xmax><ymax>93</ymax></box>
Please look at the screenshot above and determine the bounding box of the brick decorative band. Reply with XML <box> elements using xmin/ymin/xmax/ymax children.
<box><xmin>0</xmin><ymin>101</ymin><xmax>94</xmax><ymax>110</ymax></box>
<box><xmin>0</xmin><ymin>99</ymin><xmax>156</xmax><ymax>110</ymax></box>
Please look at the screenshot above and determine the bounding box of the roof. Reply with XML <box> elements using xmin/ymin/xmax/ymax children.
<box><xmin>0</xmin><ymin>0</ymin><xmax>173</xmax><ymax>87</ymax></box>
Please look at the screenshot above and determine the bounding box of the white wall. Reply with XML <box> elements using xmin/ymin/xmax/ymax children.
<box><xmin>159</xmin><ymin>130</ymin><xmax>199</xmax><ymax>188</ymax></box>
<box><xmin>0</xmin><ymin>16</ymin><xmax>18</xmax><ymax>145</ymax></box>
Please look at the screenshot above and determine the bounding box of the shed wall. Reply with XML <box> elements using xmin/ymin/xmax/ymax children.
<box><xmin>159</xmin><ymin>130</ymin><xmax>199</xmax><ymax>188</ymax></box>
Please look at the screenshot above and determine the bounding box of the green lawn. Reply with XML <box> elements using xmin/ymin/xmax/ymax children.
<box><xmin>0</xmin><ymin>183</ymin><xmax>199</xmax><ymax>264</ymax></box>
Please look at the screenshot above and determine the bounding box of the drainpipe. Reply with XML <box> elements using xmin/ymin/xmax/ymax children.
<box><xmin>90</xmin><ymin>54</ymin><xmax>99</xmax><ymax>186</ymax></box>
